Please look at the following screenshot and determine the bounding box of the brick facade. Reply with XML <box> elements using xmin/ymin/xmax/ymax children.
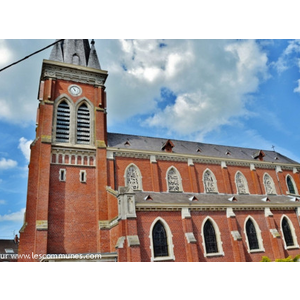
<box><xmin>18</xmin><ymin>40</ymin><xmax>300</xmax><ymax>262</ymax></box>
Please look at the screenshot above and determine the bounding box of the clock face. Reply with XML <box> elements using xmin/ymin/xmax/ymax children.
<box><xmin>69</xmin><ymin>85</ymin><xmax>82</xmax><ymax>96</ymax></box>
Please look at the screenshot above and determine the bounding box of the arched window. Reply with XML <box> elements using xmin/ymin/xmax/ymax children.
<box><xmin>203</xmin><ymin>219</ymin><xmax>218</xmax><ymax>254</ymax></box>
<box><xmin>244</xmin><ymin>217</ymin><xmax>264</xmax><ymax>253</ymax></box>
<box><xmin>125</xmin><ymin>164</ymin><xmax>142</xmax><ymax>191</ymax></box>
<box><xmin>201</xmin><ymin>217</ymin><xmax>224</xmax><ymax>257</ymax></box>
<box><xmin>166</xmin><ymin>167</ymin><xmax>182</xmax><ymax>192</ymax></box>
<box><xmin>152</xmin><ymin>221</ymin><xmax>168</xmax><ymax>258</ymax></box>
<box><xmin>263</xmin><ymin>173</ymin><xmax>276</xmax><ymax>195</ymax></box>
<box><xmin>203</xmin><ymin>169</ymin><xmax>218</xmax><ymax>193</ymax></box>
<box><xmin>235</xmin><ymin>172</ymin><xmax>249</xmax><ymax>194</ymax></box>
<box><xmin>76</xmin><ymin>103</ymin><xmax>91</xmax><ymax>144</ymax></box>
<box><xmin>56</xmin><ymin>100</ymin><xmax>70</xmax><ymax>143</ymax></box>
<box><xmin>149</xmin><ymin>218</ymin><xmax>175</xmax><ymax>261</ymax></box>
<box><xmin>282</xmin><ymin>217</ymin><xmax>294</xmax><ymax>247</ymax></box>
<box><xmin>286</xmin><ymin>175</ymin><xmax>297</xmax><ymax>195</ymax></box>
<box><xmin>246</xmin><ymin>219</ymin><xmax>259</xmax><ymax>250</ymax></box>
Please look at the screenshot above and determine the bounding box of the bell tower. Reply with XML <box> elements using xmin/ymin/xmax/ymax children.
<box><xmin>18</xmin><ymin>39</ymin><xmax>113</xmax><ymax>261</ymax></box>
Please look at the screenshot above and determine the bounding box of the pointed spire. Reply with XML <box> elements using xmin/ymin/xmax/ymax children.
<box><xmin>88</xmin><ymin>39</ymin><xmax>101</xmax><ymax>69</ymax></box>
<box><xmin>49</xmin><ymin>39</ymin><xmax>101</xmax><ymax>70</ymax></box>
<box><xmin>49</xmin><ymin>39</ymin><xmax>64</xmax><ymax>62</ymax></box>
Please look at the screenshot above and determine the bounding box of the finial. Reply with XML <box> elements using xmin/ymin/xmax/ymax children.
<box><xmin>91</xmin><ymin>39</ymin><xmax>95</xmax><ymax>45</ymax></box>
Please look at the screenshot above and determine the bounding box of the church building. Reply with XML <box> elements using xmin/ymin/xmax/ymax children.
<box><xmin>18</xmin><ymin>39</ymin><xmax>300</xmax><ymax>262</ymax></box>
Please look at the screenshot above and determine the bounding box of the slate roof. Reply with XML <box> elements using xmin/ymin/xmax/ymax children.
<box><xmin>107</xmin><ymin>132</ymin><xmax>299</xmax><ymax>165</ymax></box>
<box><xmin>0</xmin><ymin>239</ymin><xmax>18</xmax><ymax>262</ymax></box>
<box><xmin>134</xmin><ymin>191</ymin><xmax>300</xmax><ymax>207</ymax></box>
<box><xmin>49</xmin><ymin>39</ymin><xmax>101</xmax><ymax>70</ymax></box>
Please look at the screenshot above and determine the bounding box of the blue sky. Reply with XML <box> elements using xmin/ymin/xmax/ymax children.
<box><xmin>1</xmin><ymin>39</ymin><xmax>300</xmax><ymax>239</ymax></box>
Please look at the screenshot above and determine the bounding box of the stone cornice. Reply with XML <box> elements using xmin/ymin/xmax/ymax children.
<box><xmin>41</xmin><ymin>59</ymin><xmax>108</xmax><ymax>87</ymax></box>
<box><xmin>107</xmin><ymin>147</ymin><xmax>300</xmax><ymax>171</ymax></box>
<box><xmin>135</xmin><ymin>202</ymin><xmax>300</xmax><ymax>211</ymax></box>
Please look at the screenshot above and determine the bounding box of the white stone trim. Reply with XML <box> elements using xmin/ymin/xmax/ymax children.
<box><xmin>244</xmin><ymin>216</ymin><xmax>265</xmax><ymax>253</ymax></box>
<box><xmin>166</xmin><ymin>166</ymin><xmax>183</xmax><ymax>193</ymax></box>
<box><xmin>124</xmin><ymin>163</ymin><xmax>143</xmax><ymax>191</ymax></box>
<box><xmin>286</xmin><ymin>174</ymin><xmax>299</xmax><ymax>195</ymax></box>
<box><xmin>202</xmin><ymin>168</ymin><xmax>219</xmax><ymax>194</ymax></box>
<box><xmin>263</xmin><ymin>172</ymin><xmax>277</xmax><ymax>195</ymax></box>
<box><xmin>59</xmin><ymin>168</ymin><xmax>66</xmax><ymax>182</ymax></box>
<box><xmin>235</xmin><ymin>171</ymin><xmax>250</xmax><ymax>195</ymax></box>
<box><xmin>80</xmin><ymin>170</ymin><xmax>87</xmax><ymax>183</ymax></box>
<box><xmin>149</xmin><ymin>217</ymin><xmax>175</xmax><ymax>262</ymax></box>
<box><xmin>280</xmin><ymin>215</ymin><xmax>300</xmax><ymax>250</ymax></box>
<box><xmin>201</xmin><ymin>217</ymin><xmax>224</xmax><ymax>257</ymax></box>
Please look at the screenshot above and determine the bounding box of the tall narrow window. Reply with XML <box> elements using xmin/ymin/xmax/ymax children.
<box><xmin>203</xmin><ymin>169</ymin><xmax>218</xmax><ymax>193</ymax></box>
<box><xmin>152</xmin><ymin>221</ymin><xmax>168</xmax><ymax>257</ymax></box>
<box><xmin>246</xmin><ymin>219</ymin><xmax>259</xmax><ymax>250</ymax></box>
<box><xmin>263</xmin><ymin>173</ymin><xmax>276</xmax><ymax>195</ymax></box>
<box><xmin>167</xmin><ymin>167</ymin><xmax>182</xmax><ymax>192</ymax></box>
<box><xmin>287</xmin><ymin>175</ymin><xmax>296</xmax><ymax>194</ymax></box>
<box><xmin>282</xmin><ymin>217</ymin><xmax>294</xmax><ymax>247</ymax></box>
<box><xmin>56</xmin><ymin>101</ymin><xmax>70</xmax><ymax>142</ymax></box>
<box><xmin>76</xmin><ymin>103</ymin><xmax>90</xmax><ymax>144</ymax></box>
<box><xmin>235</xmin><ymin>172</ymin><xmax>249</xmax><ymax>194</ymax></box>
<box><xmin>203</xmin><ymin>219</ymin><xmax>218</xmax><ymax>254</ymax></box>
<box><xmin>125</xmin><ymin>164</ymin><xmax>142</xmax><ymax>191</ymax></box>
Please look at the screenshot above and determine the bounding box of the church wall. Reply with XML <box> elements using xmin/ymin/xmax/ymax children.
<box><xmin>135</xmin><ymin>208</ymin><xmax>300</xmax><ymax>262</ymax></box>
<box><xmin>47</xmin><ymin>164</ymin><xmax>98</xmax><ymax>254</ymax></box>
<box><xmin>136</xmin><ymin>211</ymin><xmax>188</xmax><ymax>262</ymax></box>
<box><xmin>112</xmin><ymin>155</ymin><xmax>300</xmax><ymax>198</ymax></box>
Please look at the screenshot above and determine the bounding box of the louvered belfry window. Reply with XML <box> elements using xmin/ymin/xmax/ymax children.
<box><xmin>282</xmin><ymin>217</ymin><xmax>294</xmax><ymax>247</ymax></box>
<box><xmin>153</xmin><ymin>221</ymin><xmax>168</xmax><ymax>257</ymax></box>
<box><xmin>246</xmin><ymin>219</ymin><xmax>259</xmax><ymax>250</ymax></box>
<box><xmin>204</xmin><ymin>219</ymin><xmax>218</xmax><ymax>254</ymax></box>
<box><xmin>77</xmin><ymin>103</ymin><xmax>90</xmax><ymax>144</ymax></box>
<box><xmin>56</xmin><ymin>101</ymin><xmax>70</xmax><ymax>142</ymax></box>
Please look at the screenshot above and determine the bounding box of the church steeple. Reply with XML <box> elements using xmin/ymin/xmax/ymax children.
<box><xmin>49</xmin><ymin>39</ymin><xmax>101</xmax><ymax>69</ymax></box>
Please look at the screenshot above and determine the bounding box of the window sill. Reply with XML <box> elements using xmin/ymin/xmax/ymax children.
<box><xmin>152</xmin><ymin>255</ymin><xmax>175</xmax><ymax>262</ymax></box>
<box><xmin>248</xmin><ymin>248</ymin><xmax>265</xmax><ymax>254</ymax></box>
<box><xmin>285</xmin><ymin>244</ymin><xmax>300</xmax><ymax>250</ymax></box>
<box><xmin>204</xmin><ymin>251</ymin><xmax>224</xmax><ymax>258</ymax></box>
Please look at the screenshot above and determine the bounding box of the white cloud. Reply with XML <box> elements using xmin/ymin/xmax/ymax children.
<box><xmin>0</xmin><ymin>208</ymin><xmax>25</xmax><ymax>222</ymax></box>
<box><xmin>0</xmin><ymin>158</ymin><xmax>17</xmax><ymax>170</ymax></box>
<box><xmin>18</xmin><ymin>137</ymin><xmax>32</xmax><ymax>161</ymax></box>
<box><xmin>0</xmin><ymin>39</ymin><xmax>12</xmax><ymax>66</ymax></box>
<box><xmin>274</xmin><ymin>40</ymin><xmax>300</xmax><ymax>74</ymax></box>
<box><xmin>140</xmin><ymin>39</ymin><xmax>269</xmax><ymax>136</ymax></box>
<box><xmin>0</xmin><ymin>39</ymin><xmax>269</xmax><ymax>139</ymax></box>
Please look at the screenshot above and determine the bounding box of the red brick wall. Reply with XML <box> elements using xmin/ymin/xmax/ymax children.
<box><xmin>112</xmin><ymin>156</ymin><xmax>300</xmax><ymax>196</ymax></box>
<box><xmin>48</xmin><ymin>165</ymin><xmax>98</xmax><ymax>254</ymax></box>
<box><xmin>135</xmin><ymin>209</ymin><xmax>300</xmax><ymax>262</ymax></box>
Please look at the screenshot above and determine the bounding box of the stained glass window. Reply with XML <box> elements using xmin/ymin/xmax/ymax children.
<box><xmin>263</xmin><ymin>173</ymin><xmax>276</xmax><ymax>195</ymax></box>
<box><xmin>236</xmin><ymin>172</ymin><xmax>249</xmax><ymax>194</ymax></box>
<box><xmin>152</xmin><ymin>221</ymin><xmax>168</xmax><ymax>257</ymax></box>
<box><xmin>282</xmin><ymin>217</ymin><xmax>294</xmax><ymax>247</ymax></box>
<box><xmin>204</xmin><ymin>219</ymin><xmax>218</xmax><ymax>254</ymax></box>
<box><xmin>126</xmin><ymin>165</ymin><xmax>140</xmax><ymax>190</ymax></box>
<box><xmin>167</xmin><ymin>168</ymin><xmax>180</xmax><ymax>192</ymax></box>
<box><xmin>203</xmin><ymin>170</ymin><xmax>218</xmax><ymax>193</ymax></box>
<box><xmin>246</xmin><ymin>219</ymin><xmax>259</xmax><ymax>250</ymax></box>
<box><xmin>287</xmin><ymin>175</ymin><xmax>296</xmax><ymax>194</ymax></box>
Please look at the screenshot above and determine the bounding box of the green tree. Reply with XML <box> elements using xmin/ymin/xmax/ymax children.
<box><xmin>261</xmin><ymin>254</ymin><xmax>300</xmax><ymax>262</ymax></box>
